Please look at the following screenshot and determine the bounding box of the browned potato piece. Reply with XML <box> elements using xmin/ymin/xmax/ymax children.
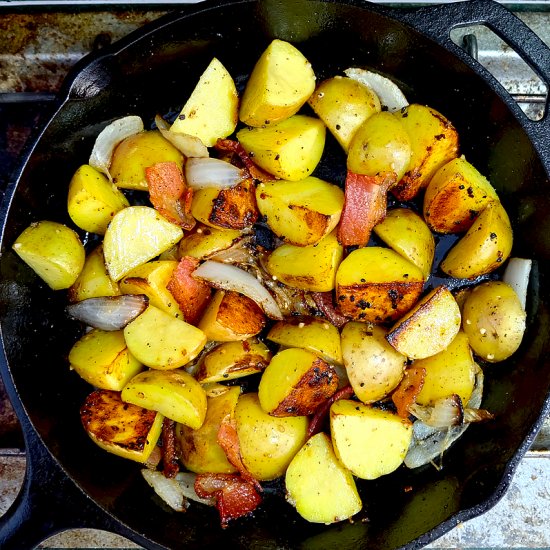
<box><xmin>198</xmin><ymin>290</ymin><xmax>266</xmax><ymax>342</ymax></box>
<box><xmin>440</xmin><ymin>201</ymin><xmax>513</xmax><ymax>279</ymax></box>
<box><xmin>258</xmin><ymin>348</ymin><xmax>338</xmax><ymax>416</ymax></box>
<box><xmin>335</xmin><ymin>247</ymin><xmax>424</xmax><ymax>323</ymax></box>
<box><xmin>387</xmin><ymin>286</ymin><xmax>461</xmax><ymax>360</ymax></box>
<box><xmin>178</xmin><ymin>225</ymin><xmax>243</xmax><ymax>260</ymax></box>
<box><xmin>191</xmin><ymin>179</ymin><xmax>258</xmax><ymax>230</ymax></box>
<box><xmin>392</xmin><ymin>104</ymin><xmax>459</xmax><ymax>201</ymax></box>
<box><xmin>423</xmin><ymin>157</ymin><xmax>499</xmax><ymax>234</ymax></box>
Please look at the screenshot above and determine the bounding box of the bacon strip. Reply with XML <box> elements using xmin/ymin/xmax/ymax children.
<box><xmin>392</xmin><ymin>366</ymin><xmax>426</xmax><ymax>419</ymax></box>
<box><xmin>145</xmin><ymin>161</ymin><xmax>196</xmax><ymax>230</ymax></box>
<box><xmin>215</xmin><ymin>139</ymin><xmax>276</xmax><ymax>182</ymax></box>
<box><xmin>338</xmin><ymin>171</ymin><xmax>393</xmax><ymax>248</ymax></box>
<box><xmin>307</xmin><ymin>385</ymin><xmax>354</xmax><ymax>438</ymax></box>
<box><xmin>161</xmin><ymin>418</ymin><xmax>180</xmax><ymax>479</ymax></box>
<box><xmin>312</xmin><ymin>292</ymin><xmax>348</xmax><ymax>328</ymax></box>
<box><xmin>166</xmin><ymin>256</ymin><xmax>212</xmax><ymax>325</ymax></box>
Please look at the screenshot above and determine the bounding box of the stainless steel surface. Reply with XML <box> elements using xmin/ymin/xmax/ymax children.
<box><xmin>0</xmin><ymin>3</ymin><xmax>549</xmax><ymax>548</ymax></box>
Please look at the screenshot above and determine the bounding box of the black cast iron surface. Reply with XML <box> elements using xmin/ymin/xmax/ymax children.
<box><xmin>0</xmin><ymin>0</ymin><xmax>550</xmax><ymax>548</ymax></box>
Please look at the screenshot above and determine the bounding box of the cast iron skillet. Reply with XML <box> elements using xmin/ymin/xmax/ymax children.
<box><xmin>1</xmin><ymin>0</ymin><xmax>550</xmax><ymax>548</ymax></box>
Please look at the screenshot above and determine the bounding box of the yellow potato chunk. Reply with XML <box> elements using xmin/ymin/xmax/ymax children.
<box><xmin>440</xmin><ymin>201</ymin><xmax>513</xmax><ymax>279</ymax></box>
<box><xmin>124</xmin><ymin>305</ymin><xmax>206</xmax><ymax>369</ymax></box>
<box><xmin>69</xmin><ymin>329</ymin><xmax>143</xmax><ymax>391</ymax></box>
<box><xmin>81</xmin><ymin>389</ymin><xmax>163</xmax><ymax>463</ymax></box>
<box><xmin>237</xmin><ymin>115</ymin><xmax>325</xmax><ymax>181</ymax></box>
<box><xmin>103</xmin><ymin>206</ymin><xmax>183</xmax><ymax>281</ymax></box>
<box><xmin>462</xmin><ymin>281</ymin><xmax>526</xmax><ymax>362</ymax></box>
<box><xmin>335</xmin><ymin>247</ymin><xmax>425</xmax><ymax>323</ymax></box>
<box><xmin>171</xmin><ymin>57</ymin><xmax>238</xmax><ymax>146</ymax></box>
<box><xmin>178</xmin><ymin>225</ymin><xmax>243</xmax><ymax>260</ymax></box>
<box><xmin>267</xmin><ymin>317</ymin><xmax>343</xmax><ymax>365</ymax></box>
<box><xmin>240</xmin><ymin>39</ymin><xmax>315</xmax><ymax>127</ymax></box>
<box><xmin>12</xmin><ymin>220</ymin><xmax>85</xmax><ymax>290</ymax></box>
<box><xmin>258</xmin><ymin>348</ymin><xmax>338</xmax><ymax>416</ymax></box>
<box><xmin>195</xmin><ymin>339</ymin><xmax>272</xmax><ymax>383</ymax></box>
<box><xmin>68</xmin><ymin>244</ymin><xmax>120</xmax><ymax>303</ymax></box>
<box><xmin>387</xmin><ymin>286</ymin><xmax>461</xmax><ymax>360</ymax></box>
<box><xmin>373</xmin><ymin>208</ymin><xmax>435</xmax><ymax>279</ymax></box>
<box><xmin>330</xmin><ymin>399</ymin><xmax>412</xmax><ymax>480</ymax></box>
<box><xmin>256</xmin><ymin>177</ymin><xmax>344</xmax><ymax>246</ymax></box>
<box><xmin>122</xmin><ymin>369</ymin><xmax>207</xmax><ymax>429</ymax></box>
<box><xmin>178</xmin><ymin>386</ymin><xmax>241</xmax><ymax>474</ymax></box>
<box><xmin>341</xmin><ymin>322</ymin><xmax>406</xmax><ymax>403</ymax></box>
<box><xmin>285</xmin><ymin>432</ymin><xmax>362</xmax><ymax>523</ymax></box>
<box><xmin>308</xmin><ymin>76</ymin><xmax>380</xmax><ymax>151</ymax></box>
<box><xmin>110</xmin><ymin>130</ymin><xmax>183</xmax><ymax>191</ymax></box>
<box><xmin>235</xmin><ymin>393</ymin><xmax>308</xmax><ymax>481</ymax></box>
<box><xmin>119</xmin><ymin>260</ymin><xmax>183</xmax><ymax>319</ymax></box>
<box><xmin>266</xmin><ymin>231</ymin><xmax>343</xmax><ymax>291</ymax></box>
<box><xmin>415</xmin><ymin>331</ymin><xmax>476</xmax><ymax>406</ymax></box>
<box><xmin>423</xmin><ymin>157</ymin><xmax>499</xmax><ymax>234</ymax></box>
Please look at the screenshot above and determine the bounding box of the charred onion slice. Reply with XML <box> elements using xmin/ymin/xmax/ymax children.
<box><xmin>154</xmin><ymin>115</ymin><xmax>209</xmax><ymax>158</ymax></box>
<box><xmin>409</xmin><ymin>395</ymin><xmax>464</xmax><ymax>428</ymax></box>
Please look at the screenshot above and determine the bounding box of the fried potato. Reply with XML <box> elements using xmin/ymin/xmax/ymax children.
<box><xmin>256</xmin><ymin>177</ymin><xmax>344</xmax><ymax>246</ymax></box>
<box><xmin>335</xmin><ymin>247</ymin><xmax>424</xmax><ymax>323</ymax></box>
<box><xmin>258</xmin><ymin>348</ymin><xmax>338</xmax><ymax>416</ymax></box>
<box><xmin>178</xmin><ymin>225</ymin><xmax>243</xmax><ymax>260</ymax></box>
<box><xmin>423</xmin><ymin>157</ymin><xmax>499</xmax><ymax>234</ymax></box>
<box><xmin>387</xmin><ymin>286</ymin><xmax>461</xmax><ymax>360</ymax></box>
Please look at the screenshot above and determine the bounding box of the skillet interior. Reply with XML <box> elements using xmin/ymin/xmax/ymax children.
<box><xmin>1</xmin><ymin>1</ymin><xmax>550</xmax><ymax>548</ymax></box>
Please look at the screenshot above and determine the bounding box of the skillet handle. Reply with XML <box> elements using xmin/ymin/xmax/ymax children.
<box><xmin>398</xmin><ymin>0</ymin><xmax>550</xmax><ymax>177</ymax></box>
<box><xmin>0</xmin><ymin>416</ymin><xmax>124</xmax><ymax>549</ymax></box>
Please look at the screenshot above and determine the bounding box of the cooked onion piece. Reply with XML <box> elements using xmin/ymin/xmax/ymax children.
<box><xmin>141</xmin><ymin>469</ymin><xmax>189</xmax><ymax>512</ymax></box>
<box><xmin>89</xmin><ymin>115</ymin><xmax>144</xmax><ymax>179</ymax></box>
<box><xmin>503</xmin><ymin>257</ymin><xmax>532</xmax><ymax>311</ymax></box>
<box><xmin>66</xmin><ymin>294</ymin><xmax>148</xmax><ymax>330</ymax></box>
<box><xmin>154</xmin><ymin>115</ymin><xmax>209</xmax><ymax>158</ymax></box>
<box><xmin>185</xmin><ymin>157</ymin><xmax>246</xmax><ymax>190</ymax></box>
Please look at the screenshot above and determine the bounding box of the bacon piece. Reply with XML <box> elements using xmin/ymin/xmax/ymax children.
<box><xmin>145</xmin><ymin>161</ymin><xmax>196</xmax><ymax>230</ymax></box>
<box><xmin>312</xmin><ymin>292</ymin><xmax>348</xmax><ymax>328</ymax></box>
<box><xmin>195</xmin><ymin>473</ymin><xmax>262</xmax><ymax>528</ymax></box>
<box><xmin>392</xmin><ymin>366</ymin><xmax>426</xmax><ymax>419</ymax></box>
<box><xmin>215</xmin><ymin>139</ymin><xmax>276</xmax><ymax>182</ymax></box>
<box><xmin>166</xmin><ymin>256</ymin><xmax>212</xmax><ymax>325</ymax></box>
<box><xmin>161</xmin><ymin>418</ymin><xmax>180</xmax><ymax>479</ymax></box>
<box><xmin>307</xmin><ymin>385</ymin><xmax>354</xmax><ymax>438</ymax></box>
<box><xmin>338</xmin><ymin>171</ymin><xmax>393</xmax><ymax>248</ymax></box>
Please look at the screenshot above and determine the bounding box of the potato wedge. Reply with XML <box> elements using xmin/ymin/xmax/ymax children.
<box><xmin>235</xmin><ymin>392</ymin><xmax>308</xmax><ymax>481</ymax></box>
<box><xmin>341</xmin><ymin>322</ymin><xmax>406</xmax><ymax>403</ymax></box>
<box><xmin>256</xmin><ymin>177</ymin><xmax>344</xmax><ymax>246</ymax></box>
<box><xmin>440</xmin><ymin>201</ymin><xmax>513</xmax><ymax>279</ymax></box>
<box><xmin>122</xmin><ymin>369</ymin><xmax>207</xmax><ymax>429</ymax></box>
<box><xmin>258</xmin><ymin>348</ymin><xmax>338</xmax><ymax>416</ymax></box>
<box><xmin>178</xmin><ymin>225</ymin><xmax>243</xmax><ymax>260</ymax></box>
<box><xmin>124</xmin><ymin>305</ymin><xmax>206</xmax><ymax>369</ymax></box>
<box><xmin>69</xmin><ymin>329</ymin><xmax>143</xmax><ymax>391</ymax></box>
<box><xmin>462</xmin><ymin>281</ymin><xmax>526</xmax><ymax>362</ymax></box>
<box><xmin>335</xmin><ymin>247</ymin><xmax>424</xmax><ymax>323</ymax></box>
<box><xmin>347</xmin><ymin>111</ymin><xmax>412</xmax><ymax>182</ymax></box>
<box><xmin>373</xmin><ymin>208</ymin><xmax>435</xmax><ymax>279</ymax></box>
<box><xmin>195</xmin><ymin>339</ymin><xmax>272</xmax><ymax>383</ymax></box>
<box><xmin>119</xmin><ymin>260</ymin><xmax>183</xmax><ymax>319</ymax></box>
<box><xmin>68</xmin><ymin>244</ymin><xmax>120</xmax><ymax>303</ymax></box>
<box><xmin>67</xmin><ymin>164</ymin><xmax>129</xmax><ymax>234</ymax></box>
<box><xmin>178</xmin><ymin>386</ymin><xmax>241</xmax><ymax>474</ymax></box>
<box><xmin>81</xmin><ymin>389</ymin><xmax>163</xmax><ymax>463</ymax></box>
<box><xmin>198</xmin><ymin>290</ymin><xmax>266</xmax><ymax>342</ymax></box>
<box><xmin>308</xmin><ymin>76</ymin><xmax>380</xmax><ymax>151</ymax></box>
<box><xmin>392</xmin><ymin>104</ymin><xmax>459</xmax><ymax>201</ymax></box>
<box><xmin>171</xmin><ymin>57</ymin><xmax>238</xmax><ymax>146</ymax></box>
<box><xmin>267</xmin><ymin>317</ymin><xmax>343</xmax><ymax>365</ymax></box>
<box><xmin>423</xmin><ymin>157</ymin><xmax>499</xmax><ymax>234</ymax></box>
<box><xmin>103</xmin><ymin>206</ymin><xmax>183</xmax><ymax>281</ymax></box>
<box><xmin>285</xmin><ymin>432</ymin><xmax>362</xmax><ymax>523</ymax></box>
<box><xmin>266</xmin><ymin>231</ymin><xmax>343</xmax><ymax>291</ymax></box>
<box><xmin>190</xmin><ymin>179</ymin><xmax>258</xmax><ymax>230</ymax></box>
<box><xmin>415</xmin><ymin>331</ymin><xmax>476</xmax><ymax>406</ymax></box>
<box><xmin>240</xmin><ymin>39</ymin><xmax>315</xmax><ymax>127</ymax></box>
<box><xmin>237</xmin><ymin>115</ymin><xmax>325</xmax><ymax>181</ymax></box>
<box><xmin>330</xmin><ymin>399</ymin><xmax>412</xmax><ymax>480</ymax></box>
<box><xmin>387</xmin><ymin>286</ymin><xmax>461</xmax><ymax>360</ymax></box>
<box><xmin>12</xmin><ymin>220</ymin><xmax>85</xmax><ymax>290</ymax></box>
<box><xmin>110</xmin><ymin>130</ymin><xmax>183</xmax><ymax>191</ymax></box>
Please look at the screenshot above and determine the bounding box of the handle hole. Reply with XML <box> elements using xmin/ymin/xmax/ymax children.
<box><xmin>450</xmin><ymin>24</ymin><xmax>548</xmax><ymax>122</ymax></box>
